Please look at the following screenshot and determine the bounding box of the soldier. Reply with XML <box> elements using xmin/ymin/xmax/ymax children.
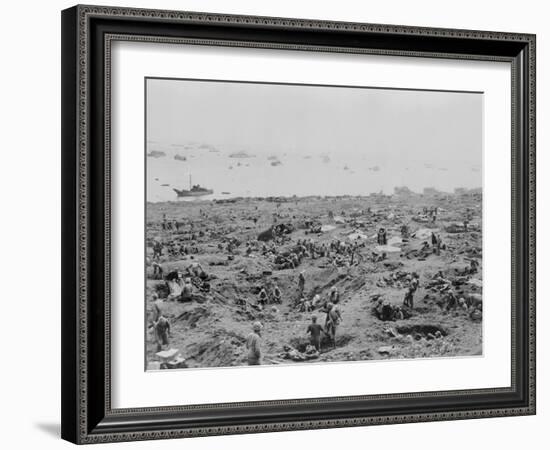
<box><xmin>324</xmin><ymin>302</ymin><xmax>342</xmax><ymax>349</ymax></box>
<box><xmin>435</xmin><ymin>234</ymin><xmax>443</xmax><ymax>256</ymax></box>
<box><xmin>311</xmin><ymin>294</ymin><xmax>322</xmax><ymax>308</ymax></box>
<box><xmin>403</xmin><ymin>285</ymin><xmax>415</xmax><ymax>309</ymax></box>
<box><xmin>153</xmin><ymin>315</ymin><xmax>171</xmax><ymax>352</ymax></box>
<box><xmin>272</xmin><ymin>284</ymin><xmax>282</xmax><ymax>304</ymax></box>
<box><xmin>298</xmin><ymin>297</ymin><xmax>312</xmax><ymax>312</ymax></box>
<box><xmin>393</xmin><ymin>305</ymin><xmax>404</xmax><ymax>321</ymax></box>
<box><xmin>150</xmin><ymin>292</ymin><xmax>163</xmax><ymax>322</ymax></box>
<box><xmin>246</xmin><ymin>322</ymin><xmax>263</xmax><ymax>365</ymax></box>
<box><xmin>306</xmin><ymin>316</ymin><xmax>326</xmax><ymax>351</ymax></box>
<box><xmin>410</xmin><ymin>273</ymin><xmax>420</xmax><ymax>293</ymax></box>
<box><xmin>180</xmin><ymin>278</ymin><xmax>194</xmax><ymax>302</ymax></box>
<box><xmin>297</xmin><ymin>271</ymin><xmax>306</xmax><ymax>299</ymax></box>
<box><xmin>258</xmin><ymin>287</ymin><xmax>268</xmax><ymax>306</ymax></box>
<box><xmin>152</xmin><ymin>261</ymin><xmax>163</xmax><ymax>279</ymax></box>
<box><xmin>153</xmin><ymin>240</ymin><xmax>163</xmax><ymax>260</ymax></box>
<box><xmin>446</xmin><ymin>290</ymin><xmax>459</xmax><ymax>311</ymax></box>
<box><xmin>377</xmin><ymin>228</ymin><xmax>387</xmax><ymax>245</ymax></box>
<box><xmin>188</xmin><ymin>261</ymin><xmax>206</xmax><ymax>279</ymax></box>
<box><xmin>329</xmin><ymin>286</ymin><xmax>340</xmax><ymax>304</ymax></box>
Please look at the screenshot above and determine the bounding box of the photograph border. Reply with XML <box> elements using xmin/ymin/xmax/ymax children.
<box><xmin>143</xmin><ymin>75</ymin><xmax>486</xmax><ymax>371</ymax></box>
<box><xmin>61</xmin><ymin>5</ymin><xmax>535</xmax><ymax>444</ymax></box>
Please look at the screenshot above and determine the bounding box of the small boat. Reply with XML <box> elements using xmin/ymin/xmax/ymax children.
<box><xmin>147</xmin><ymin>150</ymin><xmax>166</xmax><ymax>158</ymax></box>
<box><xmin>174</xmin><ymin>154</ymin><xmax>187</xmax><ymax>161</ymax></box>
<box><xmin>229</xmin><ymin>151</ymin><xmax>254</xmax><ymax>158</ymax></box>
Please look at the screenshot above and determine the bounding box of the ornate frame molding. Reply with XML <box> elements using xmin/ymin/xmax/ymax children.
<box><xmin>62</xmin><ymin>5</ymin><xmax>536</xmax><ymax>444</ymax></box>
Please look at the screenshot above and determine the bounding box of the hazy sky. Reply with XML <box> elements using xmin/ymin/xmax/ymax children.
<box><xmin>146</xmin><ymin>78</ymin><xmax>482</xmax><ymax>165</ymax></box>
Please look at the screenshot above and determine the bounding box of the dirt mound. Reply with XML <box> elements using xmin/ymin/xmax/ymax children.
<box><xmin>175</xmin><ymin>304</ymin><xmax>212</xmax><ymax>328</ymax></box>
<box><xmin>187</xmin><ymin>329</ymin><xmax>246</xmax><ymax>367</ymax></box>
<box><xmin>332</xmin><ymin>333</ymin><xmax>354</xmax><ymax>346</ymax></box>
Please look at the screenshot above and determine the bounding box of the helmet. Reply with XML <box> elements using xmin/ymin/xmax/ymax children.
<box><xmin>252</xmin><ymin>321</ymin><xmax>263</xmax><ymax>332</ymax></box>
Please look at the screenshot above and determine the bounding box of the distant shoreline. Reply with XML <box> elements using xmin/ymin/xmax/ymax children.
<box><xmin>146</xmin><ymin>188</ymin><xmax>482</xmax><ymax>206</ymax></box>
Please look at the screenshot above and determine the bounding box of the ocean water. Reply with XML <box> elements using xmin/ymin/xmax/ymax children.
<box><xmin>146</xmin><ymin>148</ymin><xmax>481</xmax><ymax>203</ymax></box>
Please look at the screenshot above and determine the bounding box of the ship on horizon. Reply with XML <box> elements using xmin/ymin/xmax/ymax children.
<box><xmin>173</xmin><ymin>175</ymin><xmax>213</xmax><ymax>198</ymax></box>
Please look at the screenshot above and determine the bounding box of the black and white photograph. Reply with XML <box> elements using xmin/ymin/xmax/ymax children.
<box><xmin>145</xmin><ymin>78</ymin><xmax>484</xmax><ymax>370</ymax></box>
<box><xmin>0</xmin><ymin>0</ymin><xmax>543</xmax><ymax>447</ymax></box>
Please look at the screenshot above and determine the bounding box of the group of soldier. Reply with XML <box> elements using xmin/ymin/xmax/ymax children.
<box><xmin>150</xmin><ymin>259</ymin><xmax>346</xmax><ymax>363</ymax></box>
<box><xmin>245</xmin><ymin>304</ymin><xmax>343</xmax><ymax>366</ymax></box>
<box><xmin>149</xmin><ymin>203</ymin><xmax>476</xmax><ymax>367</ymax></box>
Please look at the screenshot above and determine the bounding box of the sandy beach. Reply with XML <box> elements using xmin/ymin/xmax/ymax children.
<box><xmin>145</xmin><ymin>190</ymin><xmax>482</xmax><ymax>369</ymax></box>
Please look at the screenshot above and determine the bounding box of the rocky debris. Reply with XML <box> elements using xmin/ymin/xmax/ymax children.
<box><xmin>470</xmin><ymin>309</ymin><xmax>482</xmax><ymax>321</ymax></box>
<box><xmin>369</xmin><ymin>293</ymin><xmax>384</xmax><ymax>302</ymax></box>
<box><xmin>209</xmin><ymin>260</ymin><xmax>228</xmax><ymax>267</ymax></box>
<box><xmin>377</xmin><ymin>270</ymin><xmax>416</xmax><ymax>288</ymax></box>
<box><xmin>445</xmin><ymin>223</ymin><xmax>468</xmax><ymax>233</ymax></box>
<box><xmin>412</xmin><ymin>214</ymin><xmax>431</xmax><ymax>223</ymax></box>
<box><xmin>377</xmin><ymin>345</ymin><xmax>395</xmax><ymax>355</ymax></box>
<box><xmin>426</xmin><ymin>272</ymin><xmax>453</xmax><ymax>292</ymax></box>
<box><xmin>383</xmin><ymin>261</ymin><xmax>404</xmax><ymax>271</ymax></box>
<box><xmin>468</xmin><ymin>278</ymin><xmax>482</xmax><ymax>289</ymax></box>
<box><xmin>375</xmin><ymin>244</ymin><xmax>401</xmax><ymax>253</ymax></box>
<box><xmin>383</xmin><ymin>327</ymin><xmax>399</xmax><ymax>338</ymax></box>
<box><xmin>156</xmin><ymin>349</ymin><xmax>188</xmax><ymax>369</ymax></box>
<box><xmin>280</xmin><ymin>344</ymin><xmax>320</xmax><ymax>361</ymax></box>
<box><xmin>258</xmin><ymin>223</ymin><xmax>295</xmax><ymax>241</ymax></box>
<box><xmin>412</xmin><ymin>228</ymin><xmax>440</xmax><ymax>240</ymax></box>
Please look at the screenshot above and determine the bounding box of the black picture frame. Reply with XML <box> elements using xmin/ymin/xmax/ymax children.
<box><xmin>61</xmin><ymin>5</ymin><xmax>536</xmax><ymax>444</ymax></box>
